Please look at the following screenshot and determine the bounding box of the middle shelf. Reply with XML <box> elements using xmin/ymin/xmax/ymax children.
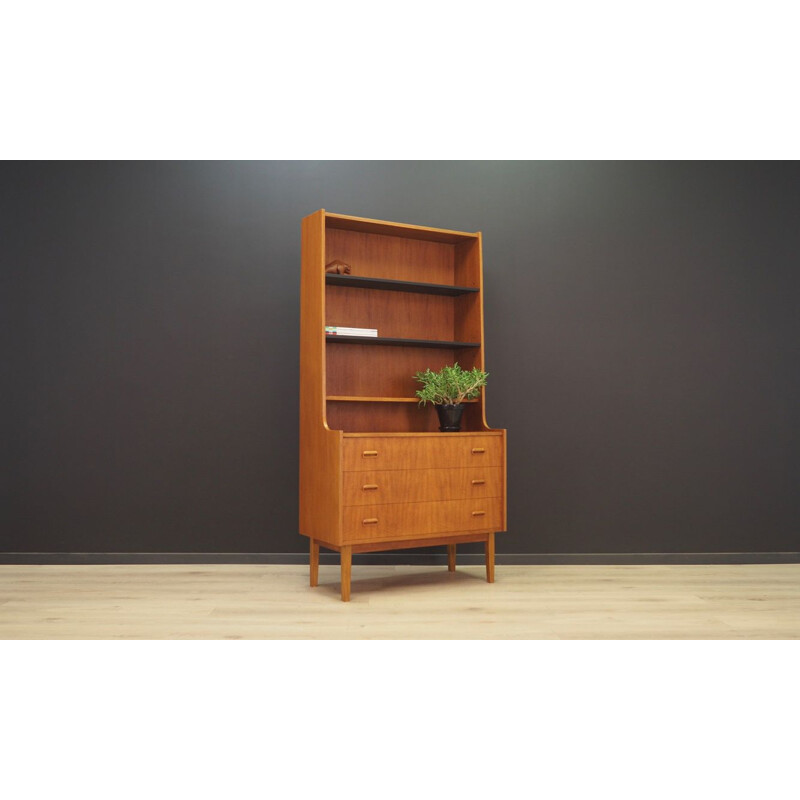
<box><xmin>326</xmin><ymin>335</ymin><xmax>480</xmax><ymax>349</ymax></box>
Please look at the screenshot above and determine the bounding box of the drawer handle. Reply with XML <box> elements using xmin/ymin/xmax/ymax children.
<box><xmin>362</xmin><ymin>450</ymin><xmax>379</xmax><ymax>457</ymax></box>
<box><xmin>471</xmin><ymin>447</ymin><xmax>486</xmax><ymax>454</ymax></box>
<box><xmin>362</xmin><ymin>484</ymin><xmax>378</xmax><ymax>491</ymax></box>
<box><xmin>471</xmin><ymin>479</ymin><xmax>486</xmax><ymax>485</ymax></box>
<box><xmin>472</xmin><ymin>511</ymin><xmax>486</xmax><ymax>516</ymax></box>
<box><xmin>362</xmin><ymin>518</ymin><xmax>379</xmax><ymax>525</ymax></box>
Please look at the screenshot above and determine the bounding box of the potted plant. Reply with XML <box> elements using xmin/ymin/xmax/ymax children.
<box><xmin>413</xmin><ymin>363</ymin><xmax>489</xmax><ymax>432</ymax></box>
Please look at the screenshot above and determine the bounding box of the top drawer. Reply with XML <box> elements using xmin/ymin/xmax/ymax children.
<box><xmin>342</xmin><ymin>434</ymin><xmax>503</xmax><ymax>472</ymax></box>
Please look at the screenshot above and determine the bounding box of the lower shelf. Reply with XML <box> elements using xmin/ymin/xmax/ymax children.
<box><xmin>327</xmin><ymin>395</ymin><xmax>478</xmax><ymax>403</ymax></box>
<box><xmin>326</xmin><ymin>398</ymin><xmax>485</xmax><ymax>433</ymax></box>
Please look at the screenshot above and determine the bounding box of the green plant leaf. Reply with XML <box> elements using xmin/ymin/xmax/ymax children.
<box><xmin>412</xmin><ymin>362</ymin><xmax>488</xmax><ymax>406</ymax></box>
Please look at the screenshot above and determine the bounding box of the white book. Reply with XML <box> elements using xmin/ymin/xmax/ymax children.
<box><xmin>326</xmin><ymin>326</ymin><xmax>378</xmax><ymax>336</ymax></box>
<box><xmin>326</xmin><ymin>326</ymin><xmax>377</xmax><ymax>331</ymax></box>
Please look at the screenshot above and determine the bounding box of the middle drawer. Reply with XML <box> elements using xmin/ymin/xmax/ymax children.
<box><xmin>342</xmin><ymin>467</ymin><xmax>503</xmax><ymax>506</ymax></box>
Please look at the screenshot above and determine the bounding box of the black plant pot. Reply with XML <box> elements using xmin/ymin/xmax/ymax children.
<box><xmin>435</xmin><ymin>403</ymin><xmax>465</xmax><ymax>432</ymax></box>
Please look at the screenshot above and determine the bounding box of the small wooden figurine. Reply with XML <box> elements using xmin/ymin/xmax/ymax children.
<box><xmin>325</xmin><ymin>260</ymin><xmax>352</xmax><ymax>274</ymax></box>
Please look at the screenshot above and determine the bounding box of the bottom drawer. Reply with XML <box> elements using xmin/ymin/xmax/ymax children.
<box><xmin>343</xmin><ymin>498</ymin><xmax>503</xmax><ymax>542</ymax></box>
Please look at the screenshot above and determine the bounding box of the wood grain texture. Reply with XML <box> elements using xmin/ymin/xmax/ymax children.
<box><xmin>342</xmin><ymin>466</ymin><xmax>503</xmax><ymax>506</ymax></box>
<box><xmin>323</xmin><ymin>219</ymin><xmax>492</xmax><ymax>435</ymax></box>
<box><xmin>326</xmin><ymin>401</ymin><xmax>486</xmax><ymax>435</ymax></box>
<box><xmin>326</xmin><ymin>396</ymin><xmax>477</xmax><ymax>403</ymax></box>
<box><xmin>326</xmin><ymin>343</ymin><xmax>460</xmax><ymax>399</ymax></box>
<box><xmin>325</xmin><ymin>213</ymin><xmax>478</xmax><ymax>245</ymax></box>
<box><xmin>313</xmin><ymin>532</ymin><xmax>490</xmax><ymax>554</ymax></box>
<box><xmin>326</xmin><ymin>286</ymin><xmax>455</xmax><ymax>341</ymax></box>
<box><xmin>342</xmin><ymin>434</ymin><xmax>504</xmax><ymax>472</ymax></box>
<box><xmin>327</xmin><ymin>400</ymin><xmax>443</xmax><ymax>434</ymax></box>
<box><xmin>342</xmin><ymin>498</ymin><xmax>503</xmax><ymax>543</ymax></box>
<box><xmin>454</xmin><ymin>232</ymin><xmax>504</xmax><ymax>443</ymax></box>
<box><xmin>302</xmin><ymin>211</ymin><xmax>507</xmax><ymax>598</ymax></box>
<box><xmin>310</xmin><ymin>539</ymin><xmax>319</xmax><ymax>587</ymax></box>
<box><xmin>486</xmin><ymin>532</ymin><xmax>495</xmax><ymax>583</ymax></box>
<box><xmin>447</xmin><ymin>544</ymin><xmax>456</xmax><ymax>572</ymax></box>
<box><xmin>341</xmin><ymin>545</ymin><xmax>352</xmax><ymax>602</ymax></box>
<box><xmin>326</xmin><ymin>273</ymin><xmax>479</xmax><ymax>295</ymax></box>
<box><xmin>325</xmin><ymin>227</ymin><xmax>456</xmax><ymax>283</ymax></box>
<box><xmin>299</xmin><ymin>210</ymin><xmax>343</xmax><ymax>545</ymax></box>
<box><xmin>2</xmin><ymin>564</ymin><xmax>798</xmax><ymax>639</ymax></box>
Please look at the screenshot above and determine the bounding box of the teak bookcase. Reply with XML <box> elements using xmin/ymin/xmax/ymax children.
<box><xmin>299</xmin><ymin>210</ymin><xmax>507</xmax><ymax>600</ymax></box>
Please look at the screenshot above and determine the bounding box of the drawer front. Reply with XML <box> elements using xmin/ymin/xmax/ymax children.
<box><xmin>343</xmin><ymin>467</ymin><xmax>503</xmax><ymax>506</ymax></box>
<box><xmin>343</xmin><ymin>498</ymin><xmax>503</xmax><ymax>542</ymax></box>
<box><xmin>342</xmin><ymin>435</ymin><xmax>503</xmax><ymax>472</ymax></box>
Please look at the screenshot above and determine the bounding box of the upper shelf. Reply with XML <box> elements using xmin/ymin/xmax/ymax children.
<box><xmin>325</xmin><ymin>274</ymin><xmax>479</xmax><ymax>296</ymax></box>
<box><xmin>326</xmin><ymin>335</ymin><xmax>480</xmax><ymax>349</ymax></box>
<box><xmin>325</xmin><ymin>211</ymin><xmax>479</xmax><ymax>244</ymax></box>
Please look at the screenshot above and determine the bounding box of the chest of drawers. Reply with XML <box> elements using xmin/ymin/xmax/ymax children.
<box><xmin>340</xmin><ymin>434</ymin><xmax>505</xmax><ymax>544</ymax></box>
<box><xmin>301</xmin><ymin>429</ymin><xmax>507</xmax><ymax>600</ymax></box>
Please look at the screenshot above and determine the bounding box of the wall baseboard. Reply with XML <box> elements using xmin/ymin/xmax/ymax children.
<box><xmin>1</xmin><ymin>552</ymin><xmax>799</xmax><ymax>565</ymax></box>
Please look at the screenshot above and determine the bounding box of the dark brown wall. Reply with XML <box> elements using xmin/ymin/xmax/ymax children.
<box><xmin>2</xmin><ymin>161</ymin><xmax>798</xmax><ymax>556</ymax></box>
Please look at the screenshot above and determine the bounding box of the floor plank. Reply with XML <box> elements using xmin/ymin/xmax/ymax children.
<box><xmin>0</xmin><ymin>564</ymin><xmax>798</xmax><ymax>639</ymax></box>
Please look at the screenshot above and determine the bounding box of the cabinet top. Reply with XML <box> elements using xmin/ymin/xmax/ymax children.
<box><xmin>307</xmin><ymin>209</ymin><xmax>481</xmax><ymax>244</ymax></box>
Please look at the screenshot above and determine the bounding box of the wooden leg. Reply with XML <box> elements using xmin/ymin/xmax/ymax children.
<box><xmin>341</xmin><ymin>545</ymin><xmax>352</xmax><ymax>602</ymax></box>
<box><xmin>310</xmin><ymin>538</ymin><xmax>319</xmax><ymax>587</ymax></box>
<box><xmin>447</xmin><ymin>543</ymin><xmax>456</xmax><ymax>572</ymax></box>
<box><xmin>485</xmin><ymin>533</ymin><xmax>495</xmax><ymax>583</ymax></box>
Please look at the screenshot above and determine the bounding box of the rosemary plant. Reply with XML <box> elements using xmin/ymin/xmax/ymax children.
<box><xmin>413</xmin><ymin>363</ymin><xmax>488</xmax><ymax>406</ymax></box>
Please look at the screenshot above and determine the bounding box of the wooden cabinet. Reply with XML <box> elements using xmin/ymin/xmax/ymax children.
<box><xmin>299</xmin><ymin>210</ymin><xmax>507</xmax><ymax>600</ymax></box>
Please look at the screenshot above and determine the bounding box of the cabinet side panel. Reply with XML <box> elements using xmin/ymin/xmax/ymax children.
<box><xmin>455</xmin><ymin>235</ymin><xmax>494</xmax><ymax>431</ymax></box>
<box><xmin>463</xmin><ymin>234</ymin><xmax>507</xmax><ymax>532</ymax></box>
<box><xmin>300</xmin><ymin>211</ymin><xmax>342</xmax><ymax>544</ymax></box>
<box><xmin>501</xmin><ymin>429</ymin><xmax>508</xmax><ymax>532</ymax></box>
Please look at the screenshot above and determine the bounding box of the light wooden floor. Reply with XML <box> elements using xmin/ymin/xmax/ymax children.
<box><xmin>1</xmin><ymin>563</ymin><xmax>798</xmax><ymax>639</ymax></box>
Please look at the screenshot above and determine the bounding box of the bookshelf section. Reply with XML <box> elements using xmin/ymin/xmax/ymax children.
<box><xmin>323</xmin><ymin>216</ymin><xmax>484</xmax><ymax>433</ymax></box>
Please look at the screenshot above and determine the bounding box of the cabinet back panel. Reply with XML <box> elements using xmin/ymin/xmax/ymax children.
<box><xmin>327</xmin><ymin>401</ymin><xmax>484</xmax><ymax>434</ymax></box>
<box><xmin>454</xmin><ymin>239</ymin><xmax>482</xmax><ymax>288</ymax></box>
<box><xmin>326</xmin><ymin>344</ymin><xmax>461</xmax><ymax>397</ymax></box>
<box><xmin>325</xmin><ymin>228</ymin><xmax>455</xmax><ymax>283</ymax></box>
<box><xmin>326</xmin><ymin>287</ymin><xmax>455</xmax><ymax>341</ymax></box>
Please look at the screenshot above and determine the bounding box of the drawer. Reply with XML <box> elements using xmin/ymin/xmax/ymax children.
<box><xmin>342</xmin><ymin>435</ymin><xmax>503</xmax><ymax>472</ymax></box>
<box><xmin>343</xmin><ymin>498</ymin><xmax>503</xmax><ymax>542</ymax></box>
<box><xmin>343</xmin><ymin>467</ymin><xmax>503</xmax><ymax>506</ymax></box>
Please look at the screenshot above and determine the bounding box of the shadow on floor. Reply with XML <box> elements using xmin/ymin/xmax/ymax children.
<box><xmin>312</xmin><ymin>565</ymin><xmax>487</xmax><ymax>599</ymax></box>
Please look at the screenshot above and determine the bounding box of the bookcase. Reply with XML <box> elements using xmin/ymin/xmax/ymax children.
<box><xmin>299</xmin><ymin>210</ymin><xmax>507</xmax><ymax>600</ymax></box>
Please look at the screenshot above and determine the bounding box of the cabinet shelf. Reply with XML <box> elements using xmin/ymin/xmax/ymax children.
<box><xmin>326</xmin><ymin>274</ymin><xmax>479</xmax><ymax>296</ymax></box>
<box><xmin>326</xmin><ymin>335</ymin><xmax>480</xmax><ymax>349</ymax></box>
<box><xmin>327</xmin><ymin>396</ymin><xmax>478</xmax><ymax>403</ymax></box>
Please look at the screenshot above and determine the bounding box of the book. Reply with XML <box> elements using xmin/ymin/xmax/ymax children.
<box><xmin>325</xmin><ymin>326</ymin><xmax>378</xmax><ymax>337</ymax></box>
